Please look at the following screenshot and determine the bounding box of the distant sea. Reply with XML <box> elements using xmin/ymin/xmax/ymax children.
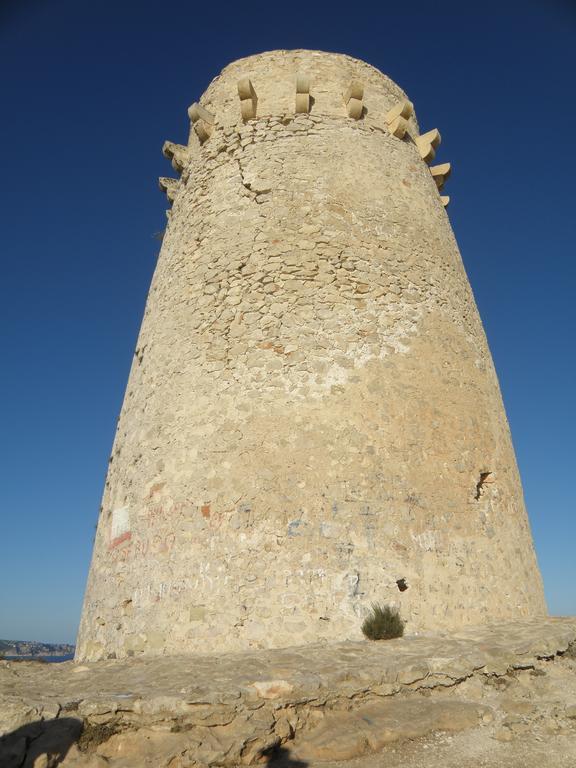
<box><xmin>4</xmin><ymin>654</ymin><xmax>74</xmax><ymax>663</ymax></box>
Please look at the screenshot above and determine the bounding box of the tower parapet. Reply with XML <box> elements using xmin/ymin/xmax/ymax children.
<box><xmin>76</xmin><ymin>50</ymin><xmax>546</xmax><ymax>661</ymax></box>
<box><xmin>162</xmin><ymin>51</ymin><xmax>448</xmax><ymax>216</ymax></box>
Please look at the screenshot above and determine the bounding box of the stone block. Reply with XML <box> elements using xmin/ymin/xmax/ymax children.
<box><xmin>418</xmin><ymin>127</ymin><xmax>442</xmax><ymax>149</ymax></box>
<box><xmin>237</xmin><ymin>77</ymin><xmax>255</xmax><ymax>101</ymax></box>
<box><xmin>146</xmin><ymin>631</ymin><xmax>165</xmax><ymax>650</ymax></box>
<box><xmin>161</xmin><ymin>141</ymin><xmax>190</xmax><ymax>173</ymax></box>
<box><xmin>188</xmin><ymin>102</ymin><xmax>215</xmax><ymax>125</ymax></box>
<box><xmin>343</xmin><ymin>79</ymin><xmax>364</xmax><ymax>103</ymax></box>
<box><xmin>188</xmin><ymin>102</ymin><xmax>215</xmax><ymax>144</ymax></box>
<box><xmin>295</xmin><ymin>93</ymin><xmax>310</xmax><ymax>114</ymax></box>
<box><xmin>347</xmin><ymin>97</ymin><xmax>363</xmax><ymax>119</ymax></box>
<box><xmin>238</xmin><ymin>77</ymin><xmax>257</xmax><ymax>120</ymax></box>
<box><xmin>295</xmin><ymin>73</ymin><xmax>311</xmax><ymax>113</ymax></box>
<box><xmin>430</xmin><ymin>162</ymin><xmax>452</xmax><ymax>190</ymax></box>
<box><xmin>415</xmin><ymin>128</ymin><xmax>441</xmax><ymax>163</ymax></box>
<box><xmin>344</xmin><ymin>80</ymin><xmax>364</xmax><ymax>119</ymax></box>
<box><xmin>388</xmin><ymin>115</ymin><xmax>408</xmax><ymax>138</ymax></box>
<box><xmin>296</xmin><ymin>74</ymin><xmax>310</xmax><ymax>94</ymax></box>
<box><xmin>385</xmin><ymin>99</ymin><xmax>414</xmax><ymax>124</ymax></box>
<box><xmin>194</xmin><ymin>121</ymin><xmax>212</xmax><ymax>143</ymax></box>
<box><xmin>158</xmin><ymin>177</ymin><xmax>178</xmax><ymax>203</ymax></box>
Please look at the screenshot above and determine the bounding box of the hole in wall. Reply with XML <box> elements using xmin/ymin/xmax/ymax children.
<box><xmin>396</xmin><ymin>578</ymin><xmax>408</xmax><ymax>592</ymax></box>
<box><xmin>475</xmin><ymin>471</ymin><xmax>494</xmax><ymax>500</ymax></box>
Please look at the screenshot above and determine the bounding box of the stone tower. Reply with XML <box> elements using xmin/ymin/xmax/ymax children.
<box><xmin>76</xmin><ymin>50</ymin><xmax>546</xmax><ymax>661</ymax></box>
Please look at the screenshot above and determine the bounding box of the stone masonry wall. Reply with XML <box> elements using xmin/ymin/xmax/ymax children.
<box><xmin>76</xmin><ymin>50</ymin><xmax>546</xmax><ymax>661</ymax></box>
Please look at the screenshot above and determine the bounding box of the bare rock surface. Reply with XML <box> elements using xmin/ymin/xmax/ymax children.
<box><xmin>1</xmin><ymin>618</ymin><xmax>576</xmax><ymax>767</ymax></box>
<box><xmin>316</xmin><ymin>651</ymin><xmax>576</xmax><ymax>768</ymax></box>
<box><xmin>291</xmin><ymin>700</ymin><xmax>492</xmax><ymax>762</ymax></box>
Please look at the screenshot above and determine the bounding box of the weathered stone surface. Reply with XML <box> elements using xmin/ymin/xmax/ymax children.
<box><xmin>292</xmin><ymin>699</ymin><xmax>491</xmax><ymax>762</ymax></box>
<box><xmin>2</xmin><ymin>619</ymin><xmax>576</xmax><ymax>767</ymax></box>
<box><xmin>96</xmin><ymin>729</ymin><xmax>194</xmax><ymax>762</ymax></box>
<box><xmin>76</xmin><ymin>49</ymin><xmax>546</xmax><ymax>663</ymax></box>
<box><xmin>251</xmin><ymin>679</ymin><xmax>294</xmax><ymax>699</ymax></box>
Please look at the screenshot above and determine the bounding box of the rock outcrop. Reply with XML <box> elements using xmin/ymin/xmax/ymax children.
<box><xmin>2</xmin><ymin>619</ymin><xmax>576</xmax><ymax>767</ymax></box>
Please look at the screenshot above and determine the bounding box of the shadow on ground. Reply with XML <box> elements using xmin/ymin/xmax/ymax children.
<box><xmin>263</xmin><ymin>745</ymin><xmax>309</xmax><ymax>767</ymax></box>
<box><xmin>0</xmin><ymin>717</ymin><xmax>81</xmax><ymax>768</ymax></box>
<box><xmin>0</xmin><ymin>718</ymin><xmax>308</xmax><ymax>768</ymax></box>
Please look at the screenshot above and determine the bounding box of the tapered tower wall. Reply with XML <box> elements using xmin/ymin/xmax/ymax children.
<box><xmin>76</xmin><ymin>50</ymin><xmax>546</xmax><ymax>661</ymax></box>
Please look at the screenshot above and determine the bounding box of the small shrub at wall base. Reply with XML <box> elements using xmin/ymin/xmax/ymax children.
<box><xmin>362</xmin><ymin>604</ymin><xmax>405</xmax><ymax>640</ymax></box>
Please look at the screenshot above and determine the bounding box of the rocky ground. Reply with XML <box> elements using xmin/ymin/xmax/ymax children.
<box><xmin>1</xmin><ymin>618</ymin><xmax>576</xmax><ymax>767</ymax></box>
<box><xmin>286</xmin><ymin>650</ymin><xmax>576</xmax><ymax>768</ymax></box>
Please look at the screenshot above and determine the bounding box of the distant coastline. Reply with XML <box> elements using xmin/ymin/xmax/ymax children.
<box><xmin>0</xmin><ymin>638</ymin><xmax>75</xmax><ymax>660</ymax></box>
<box><xmin>3</xmin><ymin>654</ymin><xmax>74</xmax><ymax>663</ymax></box>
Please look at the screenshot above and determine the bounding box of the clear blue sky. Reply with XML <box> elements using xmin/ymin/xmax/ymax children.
<box><xmin>0</xmin><ymin>0</ymin><xmax>574</xmax><ymax>644</ymax></box>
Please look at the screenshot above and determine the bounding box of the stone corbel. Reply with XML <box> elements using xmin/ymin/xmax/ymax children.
<box><xmin>295</xmin><ymin>74</ymin><xmax>311</xmax><ymax>114</ymax></box>
<box><xmin>415</xmin><ymin>128</ymin><xmax>441</xmax><ymax>164</ymax></box>
<box><xmin>385</xmin><ymin>100</ymin><xmax>413</xmax><ymax>138</ymax></box>
<box><xmin>237</xmin><ymin>78</ymin><xmax>257</xmax><ymax>120</ymax></box>
<box><xmin>343</xmin><ymin>80</ymin><xmax>364</xmax><ymax>119</ymax></box>
<box><xmin>430</xmin><ymin>162</ymin><xmax>451</xmax><ymax>191</ymax></box>
<box><xmin>162</xmin><ymin>141</ymin><xmax>191</xmax><ymax>174</ymax></box>
<box><xmin>158</xmin><ymin>177</ymin><xmax>179</xmax><ymax>203</ymax></box>
<box><xmin>441</xmin><ymin>195</ymin><xmax>450</xmax><ymax>207</ymax></box>
<box><xmin>188</xmin><ymin>102</ymin><xmax>215</xmax><ymax>144</ymax></box>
